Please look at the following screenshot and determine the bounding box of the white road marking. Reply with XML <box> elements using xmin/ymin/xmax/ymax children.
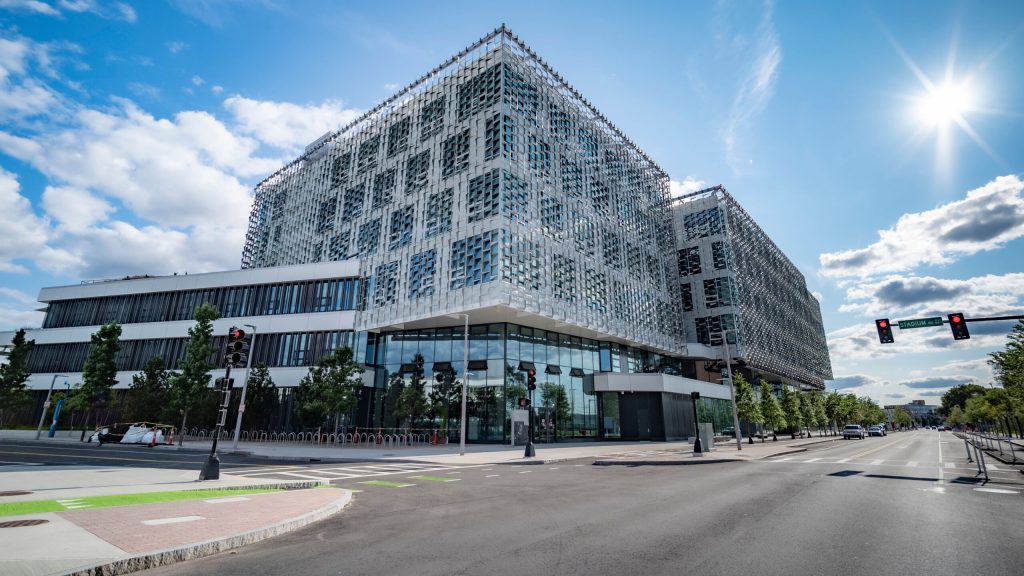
<box><xmin>204</xmin><ymin>497</ymin><xmax>250</xmax><ymax>504</ymax></box>
<box><xmin>574</xmin><ymin>464</ymin><xmax>584</xmax><ymax>467</ymax></box>
<box><xmin>974</xmin><ymin>487</ymin><xmax>1019</xmax><ymax>495</ymax></box>
<box><xmin>778</xmin><ymin>457</ymin><xmax>793</xmax><ymax>462</ymax></box>
<box><xmin>142</xmin><ymin>515</ymin><xmax>205</xmax><ymax>526</ymax></box>
<box><xmin>870</xmin><ymin>459</ymin><xmax>884</xmax><ymax>465</ymax></box>
<box><xmin>519</xmin><ymin>470</ymin><xmax>532</xmax><ymax>474</ymax></box>
<box><xmin>486</xmin><ymin>474</ymin><xmax>500</xmax><ymax>478</ymax></box>
<box><xmin>276</xmin><ymin>471</ymin><xmax>334</xmax><ymax>482</ymax></box>
<box><xmin>358</xmin><ymin>481</ymin><xmax>414</xmax><ymax>488</ymax></box>
<box><xmin>836</xmin><ymin>458</ymin><xmax>851</xmax><ymax>463</ymax></box>
<box><xmin>805</xmin><ymin>458</ymin><xmax>821</xmax><ymax>463</ymax></box>
<box><xmin>549</xmin><ymin>467</ymin><xmax>560</xmax><ymax>470</ymax></box>
<box><xmin>987</xmin><ymin>463</ymin><xmax>1001</xmax><ymax>471</ymax></box>
<box><xmin>907</xmin><ymin>461</ymin><xmax>918</xmax><ymax>467</ymax></box>
<box><xmin>944</xmin><ymin>462</ymin><xmax>956</xmax><ymax>469</ymax></box>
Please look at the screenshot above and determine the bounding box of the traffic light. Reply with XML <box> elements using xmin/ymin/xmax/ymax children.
<box><xmin>225</xmin><ymin>326</ymin><xmax>250</xmax><ymax>367</ymax></box>
<box><xmin>517</xmin><ymin>397</ymin><xmax>530</xmax><ymax>408</ymax></box>
<box><xmin>948</xmin><ymin>313</ymin><xmax>970</xmax><ymax>340</ymax></box>
<box><xmin>874</xmin><ymin>318</ymin><xmax>894</xmax><ymax>344</ymax></box>
<box><xmin>526</xmin><ymin>368</ymin><xmax>536</xmax><ymax>391</ymax></box>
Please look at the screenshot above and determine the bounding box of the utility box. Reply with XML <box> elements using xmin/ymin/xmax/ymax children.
<box><xmin>699</xmin><ymin>423</ymin><xmax>715</xmax><ymax>451</ymax></box>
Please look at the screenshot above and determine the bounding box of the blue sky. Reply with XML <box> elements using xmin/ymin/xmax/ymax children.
<box><xmin>1</xmin><ymin>0</ymin><xmax>1022</xmax><ymax>406</ymax></box>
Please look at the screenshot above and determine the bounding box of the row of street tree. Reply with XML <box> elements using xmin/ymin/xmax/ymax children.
<box><xmin>733</xmin><ymin>374</ymin><xmax>888</xmax><ymax>441</ymax></box>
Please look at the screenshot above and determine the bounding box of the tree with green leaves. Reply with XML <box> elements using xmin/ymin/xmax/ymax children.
<box><xmin>70</xmin><ymin>321</ymin><xmax>122</xmax><ymax>433</ymax></box>
<box><xmin>939</xmin><ymin>383</ymin><xmax>987</xmax><ymax>416</ymax></box>
<box><xmin>799</xmin><ymin>392</ymin><xmax>817</xmax><ymax>436</ymax></box>
<box><xmin>780</xmin><ymin>385</ymin><xmax>802</xmax><ymax>438</ymax></box>
<box><xmin>125</xmin><ymin>356</ymin><xmax>170</xmax><ymax>422</ymax></box>
<box><xmin>947</xmin><ymin>405</ymin><xmax>965</xmax><ymax>428</ymax></box>
<box><xmin>892</xmin><ymin>407</ymin><xmax>913</xmax><ymax>429</ymax></box>
<box><xmin>759</xmin><ymin>380</ymin><xmax>784</xmax><ymax>441</ymax></box>
<box><xmin>296</xmin><ymin>346</ymin><xmax>364</xmax><ymax>430</ymax></box>
<box><xmin>733</xmin><ymin>374</ymin><xmax>762</xmax><ymax>443</ymax></box>
<box><xmin>540</xmin><ymin>382</ymin><xmax>571</xmax><ymax>440</ymax></box>
<box><xmin>383</xmin><ymin>372</ymin><xmax>406</xmax><ymax>429</ymax></box>
<box><xmin>242</xmin><ymin>364</ymin><xmax>277</xmax><ymax>430</ymax></box>
<box><xmin>824</xmin><ymin>392</ymin><xmax>842</xmax><ymax>435</ymax></box>
<box><xmin>0</xmin><ymin>328</ymin><xmax>35</xmax><ymax>429</ymax></box>
<box><xmin>989</xmin><ymin>319</ymin><xmax>1024</xmax><ymax>390</ymax></box>
<box><xmin>168</xmin><ymin>303</ymin><xmax>219</xmax><ymax>444</ymax></box>
<box><xmin>811</xmin><ymin>392</ymin><xmax>828</xmax><ymax>435</ymax></box>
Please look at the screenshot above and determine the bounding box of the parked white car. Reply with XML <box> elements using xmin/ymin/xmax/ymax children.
<box><xmin>842</xmin><ymin>425</ymin><xmax>866</xmax><ymax>440</ymax></box>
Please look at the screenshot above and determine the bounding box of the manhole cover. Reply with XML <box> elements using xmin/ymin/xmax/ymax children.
<box><xmin>0</xmin><ymin>491</ymin><xmax>33</xmax><ymax>497</ymax></box>
<box><xmin>0</xmin><ymin>519</ymin><xmax>49</xmax><ymax>528</ymax></box>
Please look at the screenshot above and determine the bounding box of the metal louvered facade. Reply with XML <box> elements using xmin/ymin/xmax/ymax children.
<box><xmin>670</xmin><ymin>186</ymin><xmax>833</xmax><ymax>389</ymax></box>
<box><xmin>242</xmin><ymin>25</ymin><xmax>684</xmax><ymax>357</ymax></box>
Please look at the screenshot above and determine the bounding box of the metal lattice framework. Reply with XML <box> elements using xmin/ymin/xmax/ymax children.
<box><xmin>670</xmin><ymin>186</ymin><xmax>832</xmax><ymax>389</ymax></box>
<box><xmin>241</xmin><ymin>25</ymin><xmax>685</xmax><ymax>355</ymax></box>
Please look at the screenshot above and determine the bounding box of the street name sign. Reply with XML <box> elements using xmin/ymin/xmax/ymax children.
<box><xmin>897</xmin><ymin>317</ymin><xmax>943</xmax><ymax>329</ymax></box>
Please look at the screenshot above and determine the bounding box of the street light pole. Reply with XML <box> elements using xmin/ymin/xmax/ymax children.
<box><xmin>721</xmin><ymin>331</ymin><xmax>742</xmax><ymax>451</ymax></box>
<box><xmin>457</xmin><ymin>314</ymin><xmax>468</xmax><ymax>456</ymax></box>
<box><xmin>231</xmin><ymin>324</ymin><xmax>257</xmax><ymax>450</ymax></box>
<box><xmin>35</xmin><ymin>374</ymin><xmax>67</xmax><ymax>440</ymax></box>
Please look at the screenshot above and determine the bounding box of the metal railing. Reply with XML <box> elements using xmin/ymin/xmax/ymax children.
<box><xmin>959</xmin><ymin>430</ymin><xmax>1021</xmax><ymax>466</ymax></box>
<box><xmin>178</xmin><ymin>427</ymin><xmax>448</xmax><ymax>448</ymax></box>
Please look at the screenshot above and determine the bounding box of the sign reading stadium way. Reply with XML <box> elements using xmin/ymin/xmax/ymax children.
<box><xmin>897</xmin><ymin>317</ymin><xmax>944</xmax><ymax>329</ymax></box>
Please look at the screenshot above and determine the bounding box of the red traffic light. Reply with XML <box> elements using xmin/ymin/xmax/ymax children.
<box><xmin>951</xmin><ymin>315</ymin><xmax>962</xmax><ymax>323</ymax></box>
<box><xmin>948</xmin><ymin>313</ymin><xmax>970</xmax><ymax>340</ymax></box>
<box><xmin>527</xmin><ymin>368</ymin><xmax>536</xmax><ymax>377</ymax></box>
<box><xmin>231</xmin><ymin>328</ymin><xmax>246</xmax><ymax>340</ymax></box>
<box><xmin>878</xmin><ymin>320</ymin><xmax>888</xmax><ymax>328</ymax></box>
<box><xmin>874</xmin><ymin>318</ymin><xmax>894</xmax><ymax>344</ymax></box>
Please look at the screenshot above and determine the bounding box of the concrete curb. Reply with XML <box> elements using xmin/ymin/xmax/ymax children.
<box><xmin>56</xmin><ymin>486</ymin><xmax>351</xmax><ymax>576</ymax></box>
<box><xmin>592</xmin><ymin>457</ymin><xmax>739</xmax><ymax>466</ymax></box>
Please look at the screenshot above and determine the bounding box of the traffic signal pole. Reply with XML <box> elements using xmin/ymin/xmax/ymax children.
<box><xmin>199</xmin><ymin>365</ymin><xmax>230</xmax><ymax>481</ymax></box>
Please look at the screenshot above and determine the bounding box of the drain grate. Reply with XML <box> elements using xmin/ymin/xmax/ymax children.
<box><xmin>0</xmin><ymin>491</ymin><xmax>33</xmax><ymax>497</ymax></box>
<box><xmin>0</xmin><ymin>519</ymin><xmax>49</xmax><ymax>528</ymax></box>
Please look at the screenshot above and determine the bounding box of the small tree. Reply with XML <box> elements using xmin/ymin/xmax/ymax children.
<box><xmin>429</xmin><ymin>367</ymin><xmax>462</xmax><ymax>435</ymax></box>
<box><xmin>824</xmin><ymin>392</ymin><xmax>842</xmax><ymax>435</ymax></box>
<box><xmin>989</xmin><ymin>320</ymin><xmax>1024</xmax><ymax>390</ymax></box>
<box><xmin>760</xmin><ymin>380</ymin><xmax>785</xmax><ymax>441</ymax></box>
<box><xmin>242</xmin><ymin>364</ymin><xmax>278</xmax><ymax>430</ymax></box>
<box><xmin>811</xmin><ymin>392</ymin><xmax>828</xmax><ymax>435</ymax></box>
<box><xmin>799</xmin><ymin>392</ymin><xmax>816</xmax><ymax>436</ymax></box>
<box><xmin>780</xmin><ymin>385</ymin><xmax>802</xmax><ymax>439</ymax></box>
<box><xmin>733</xmin><ymin>374</ymin><xmax>762</xmax><ymax>443</ymax></box>
<box><xmin>125</xmin><ymin>356</ymin><xmax>170</xmax><ymax>422</ymax></box>
<box><xmin>70</xmin><ymin>321</ymin><xmax>122</xmax><ymax>432</ymax></box>
<box><xmin>0</xmin><ymin>328</ymin><xmax>35</xmax><ymax>429</ymax></box>
<box><xmin>947</xmin><ymin>405</ymin><xmax>965</xmax><ymax>429</ymax></box>
<box><xmin>383</xmin><ymin>373</ymin><xmax>406</xmax><ymax>428</ymax></box>
<box><xmin>168</xmin><ymin>303</ymin><xmax>219</xmax><ymax>444</ymax></box>
<box><xmin>893</xmin><ymin>407</ymin><xmax>913</xmax><ymax>429</ymax></box>
<box><xmin>296</xmin><ymin>346</ymin><xmax>364</xmax><ymax>430</ymax></box>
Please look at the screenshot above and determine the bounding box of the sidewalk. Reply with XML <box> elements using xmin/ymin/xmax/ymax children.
<box><xmin>593</xmin><ymin>435</ymin><xmax>841</xmax><ymax>465</ymax></box>
<box><xmin>0</xmin><ymin>428</ymin><xmax>840</xmax><ymax>466</ymax></box>
<box><xmin>0</xmin><ymin>462</ymin><xmax>350</xmax><ymax>576</ymax></box>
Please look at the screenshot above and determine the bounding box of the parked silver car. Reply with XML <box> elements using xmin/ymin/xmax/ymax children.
<box><xmin>842</xmin><ymin>424</ymin><xmax>866</xmax><ymax>440</ymax></box>
<box><xmin>867</xmin><ymin>425</ymin><xmax>884</xmax><ymax>437</ymax></box>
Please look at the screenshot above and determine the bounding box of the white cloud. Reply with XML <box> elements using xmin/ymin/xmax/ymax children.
<box><xmin>0</xmin><ymin>36</ymin><xmax>63</xmax><ymax>121</ymax></box>
<box><xmin>0</xmin><ymin>0</ymin><xmax>59</xmax><ymax>16</ymax></box>
<box><xmin>127</xmin><ymin>82</ymin><xmax>160</xmax><ymax>99</ymax></box>
<box><xmin>166</xmin><ymin>41</ymin><xmax>188</xmax><ymax>54</ymax></box>
<box><xmin>0</xmin><ymin>305</ymin><xmax>44</xmax><ymax>329</ymax></box>
<box><xmin>41</xmin><ymin>186</ymin><xmax>114</xmax><ymax>232</ymax></box>
<box><xmin>838</xmin><ymin>273</ymin><xmax>1024</xmax><ymax>319</ymax></box>
<box><xmin>191</xmin><ymin>75</ymin><xmax>204</xmax><ymax>86</ymax></box>
<box><xmin>820</xmin><ymin>175</ymin><xmax>1024</xmax><ymax>278</ymax></box>
<box><xmin>825</xmin><ymin>319</ymin><xmax>1011</xmax><ymax>363</ymax></box>
<box><xmin>0</xmin><ymin>167</ymin><xmax>54</xmax><ymax>273</ymax></box>
<box><xmin>211</xmin><ymin>85</ymin><xmax>224</xmax><ymax>95</ymax></box>
<box><xmin>721</xmin><ymin>0</ymin><xmax>781</xmax><ymax>173</ymax></box>
<box><xmin>0</xmin><ymin>287</ymin><xmax>37</xmax><ymax>305</ymax></box>
<box><xmin>669</xmin><ymin>177</ymin><xmax>707</xmax><ymax>198</ymax></box>
<box><xmin>224</xmin><ymin>95</ymin><xmax>361</xmax><ymax>151</ymax></box>
<box><xmin>384</xmin><ymin>82</ymin><xmax>399</xmax><ymax>91</ymax></box>
<box><xmin>58</xmin><ymin>0</ymin><xmax>136</xmax><ymax>22</ymax></box>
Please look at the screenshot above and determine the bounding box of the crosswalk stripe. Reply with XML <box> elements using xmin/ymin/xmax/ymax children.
<box><xmin>944</xmin><ymin>462</ymin><xmax>956</xmax><ymax>468</ymax></box>
<box><xmin>836</xmin><ymin>458</ymin><xmax>851</xmax><ymax>463</ymax></box>
<box><xmin>805</xmin><ymin>458</ymin><xmax>821</xmax><ymax>463</ymax></box>
<box><xmin>870</xmin><ymin>459</ymin><xmax>884</xmax><ymax>465</ymax></box>
<box><xmin>987</xmin><ymin>463</ymin><xmax>1000</xmax><ymax>471</ymax></box>
<box><xmin>907</xmin><ymin>461</ymin><xmax>918</xmax><ymax>467</ymax></box>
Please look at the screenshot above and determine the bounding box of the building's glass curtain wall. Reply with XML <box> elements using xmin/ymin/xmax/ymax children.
<box><xmin>28</xmin><ymin>330</ymin><xmax>363</xmax><ymax>374</ymax></box>
<box><xmin>42</xmin><ymin>278</ymin><xmax>363</xmax><ymax>329</ymax></box>
<box><xmin>242</xmin><ymin>25</ymin><xmax>685</xmax><ymax>356</ymax></box>
<box><xmin>364</xmin><ymin>322</ymin><xmax>690</xmax><ymax>442</ymax></box>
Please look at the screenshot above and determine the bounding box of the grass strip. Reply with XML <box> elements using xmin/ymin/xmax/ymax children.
<box><xmin>407</xmin><ymin>475</ymin><xmax>457</xmax><ymax>482</ymax></box>
<box><xmin>0</xmin><ymin>487</ymin><xmax>281</xmax><ymax>518</ymax></box>
<box><xmin>360</xmin><ymin>480</ymin><xmax>413</xmax><ymax>488</ymax></box>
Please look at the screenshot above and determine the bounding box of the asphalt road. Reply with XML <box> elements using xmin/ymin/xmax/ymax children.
<box><xmin>134</xmin><ymin>430</ymin><xmax>1022</xmax><ymax>576</ymax></box>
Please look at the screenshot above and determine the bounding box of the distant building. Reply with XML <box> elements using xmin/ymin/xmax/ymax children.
<box><xmin>885</xmin><ymin>399</ymin><xmax>942</xmax><ymax>427</ymax></box>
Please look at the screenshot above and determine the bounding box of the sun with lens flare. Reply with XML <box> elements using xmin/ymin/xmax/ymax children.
<box><xmin>915</xmin><ymin>81</ymin><xmax>973</xmax><ymax>128</ymax></box>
